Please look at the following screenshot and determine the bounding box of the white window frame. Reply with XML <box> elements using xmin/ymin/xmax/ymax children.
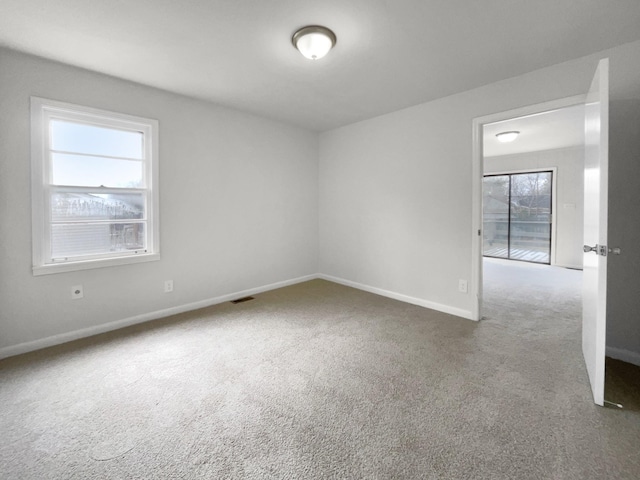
<box><xmin>31</xmin><ymin>97</ymin><xmax>160</xmax><ymax>275</ymax></box>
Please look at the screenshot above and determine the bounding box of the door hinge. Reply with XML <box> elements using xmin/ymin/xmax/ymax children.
<box><xmin>478</xmin><ymin>229</ymin><xmax>481</xmax><ymax>236</ymax></box>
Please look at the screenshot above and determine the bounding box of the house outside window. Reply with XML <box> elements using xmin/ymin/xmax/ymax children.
<box><xmin>31</xmin><ymin>97</ymin><xmax>159</xmax><ymax>275</ymax></box>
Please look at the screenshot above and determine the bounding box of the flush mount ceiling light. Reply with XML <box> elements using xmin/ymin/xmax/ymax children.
<box><xmin>496</xmin><ymin>131</ymin><xmax>520</xmax><ymax>143</ymax></box>
<box><xmin>292</xmin><ymin>25</ymin><xmax>337</xmax><ymax>60</ymax></box>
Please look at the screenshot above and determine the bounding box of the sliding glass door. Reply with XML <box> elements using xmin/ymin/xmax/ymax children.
<box><xmin>483</xmin><ymin>171</ymin><xmax>552</xmax><ymax>264</ymax></box>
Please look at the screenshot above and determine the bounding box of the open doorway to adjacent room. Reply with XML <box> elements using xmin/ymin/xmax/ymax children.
<box><xmin>470</xmin><ymin>96</ymin><xmax>588</xmax><ymax>322</ymax></box>
<box><xmin>470</xmin><ymin>97</ymin><xmax>589</xmax><ymax>371</ymax></box>
<box><xmin>478</xmin><ymin>101</ymin><xmax>586</xmax><ymax>322</ymax></box>
<box><xmin>477</xmin><ymin>101</ymin><xmax>586</xmax><ymax>327</ymax></box>
<box><xmin>482</xmin><ymin>104</ymin><xmax>585</xmax><ymax>270</ymax></box>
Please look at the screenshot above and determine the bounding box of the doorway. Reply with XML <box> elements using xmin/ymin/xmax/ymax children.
<box><xmin>470</xmin><ymin>95</ymin><xmax>586</xmax><ymax>321</ymax></box>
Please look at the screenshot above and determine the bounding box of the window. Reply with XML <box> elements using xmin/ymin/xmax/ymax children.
<box><xmin>31</xmin><ymin>97</ymin><xmax>159</xmax><ymax>275</ymax></box>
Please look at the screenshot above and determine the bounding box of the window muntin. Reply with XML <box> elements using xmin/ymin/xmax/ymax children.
<box><xmin>31</xmin><ymin>98</ymin><xmax>159</xmax><ymax>275</ymax></box>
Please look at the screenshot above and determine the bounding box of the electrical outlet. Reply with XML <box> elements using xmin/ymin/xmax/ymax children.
<box><xmin>164</xmin><ymin>280</ymin><xmax>173</xmax><ymax>293</ymax></box>
<box><xmin>458</xmin><ymin>279</ymin><xmax>468</xmax><ymax>293</ymax></box>
<box><xmin>71</xmin><ymin>285</ymin><xmax>83</xmax><ymax>299</ymax></box>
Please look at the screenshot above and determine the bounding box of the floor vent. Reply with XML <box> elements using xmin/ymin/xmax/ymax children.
<box><xmin>231</xmin><ymin>296</ymin><xmax>255</xmax><ymax>304</ymax></box>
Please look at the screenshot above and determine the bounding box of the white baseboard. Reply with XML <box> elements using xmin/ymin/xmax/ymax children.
<box><xmin>317</xmin><ymin>274</ymin><xmax>475</xmax><ymax>320</ymax></box>
<box><xmin>606</xmin><ymin>346</ymin><xmax>640</xmax><ymax>367</ymax></box>
<box><xmin>554</xmin><ymin>262</ymin><xmax>583</xmax><ymax>270</ymax></box>
<box><xmin>0</xmin><ymin>274</ymin><xmax>318</xmax><ymax>361</ymax></box>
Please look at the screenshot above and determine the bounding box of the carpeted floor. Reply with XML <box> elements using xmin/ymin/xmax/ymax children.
<box><xmin>1</xmin><ymin>261</ymin><xmax>639</xmax><ymax>479</ymax></box>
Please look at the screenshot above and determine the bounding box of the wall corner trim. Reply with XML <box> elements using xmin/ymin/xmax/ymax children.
<box><xmin>317</xmin><ymin>273</ymin><xmax>475</xmax><ymax>320</ymax></box>
<box><xmin>0</xmin><ymin>274</ymin><xmax>318</xmax><ymax>360</ymax></box>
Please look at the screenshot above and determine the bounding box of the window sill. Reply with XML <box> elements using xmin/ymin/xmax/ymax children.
<box><xmin>32</xmin><ymin>252</ymin><xmax>160</xmax><ymax>276</ymax></box>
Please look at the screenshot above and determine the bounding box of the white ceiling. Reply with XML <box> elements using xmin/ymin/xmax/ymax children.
<box><xmin>2</xmin><ymin>0</ymin><xmax>640</xmax><ymax>131</ymax></box>
<box><xmin>483</xmin><ymin>104</ymin><xmax>586</xmax><ymax>157</ymax></box>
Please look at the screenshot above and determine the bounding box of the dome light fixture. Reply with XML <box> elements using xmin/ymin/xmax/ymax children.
<box><xmin>292</xmin><ymin>25</ymin><xmax>337</xmax><ymax>60</ymax></box>
<box><xmin>496</xmin><ymin>131</ymin><xmax>520</xmax><ymax>143</ymax></box>
<box><xmin>496</xmin><ymin>130</ymin><xmax>520</xmax><ymax>143</ymax></box>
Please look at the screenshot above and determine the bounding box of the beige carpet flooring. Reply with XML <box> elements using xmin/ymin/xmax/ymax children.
<box><xmin>1</xmin><ymin>262</ymin><xmax>639</xmax><ymax>479</ymax></box>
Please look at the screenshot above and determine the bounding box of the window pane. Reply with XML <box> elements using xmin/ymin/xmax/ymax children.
<box><xmin>51</xmin><ymin>192</ymin><xmax>145</xmax><ymax>222</ymax></box>
<box><xmin>51</xmin><ymin>119</ymin><xmax>143</xmax><ymax>159</ymax></box>
<box><xmin>51</xmin><ymin>223</ymin><xmax>146</xmax><ymax>259</ymax></box>
<box><xmin>483</xmin><ymin>175</ymin><xmax>509</xmax><ymax>258</ymax></box>
<box><xmin>52</xmin><ymin>153</ymin><xmax>143</xmax><ymax>188</ymax></box>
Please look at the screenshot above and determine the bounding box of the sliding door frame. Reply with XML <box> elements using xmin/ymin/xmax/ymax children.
<box><xmin>483</xmin><ymin>168</ymin><xmax>557</xmax><ymax>265</ymax></box>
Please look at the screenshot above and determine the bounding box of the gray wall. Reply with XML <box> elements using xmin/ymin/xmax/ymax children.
<box><xmin>484</xmin><ymin>147</ymin><xmax>584</xmax><ymax>269</ymax></box>
<box><xmin>2</xmin><ymin>40</ymin><xmax>639</xmax><ymax>365</ymax></box>
<box><xmin>0</xmin><ymin>48</ymin><xmax>319</xmax><ymax>355</ymax></box>
<box><xmin>607</xmin><ymin>99</ymin><xmax>640</xmax><ymax>365</ymax></box>
<box><xmin>319</xmin><ymin>40</ymin><xmax>640</xmax><ymax>360</ymax></box>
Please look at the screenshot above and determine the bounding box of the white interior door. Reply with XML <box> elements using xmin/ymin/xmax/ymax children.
<box><xmin>582</xmin><ymin>58</ymin><xmax>609</xmax><ymax>406</ymax></box>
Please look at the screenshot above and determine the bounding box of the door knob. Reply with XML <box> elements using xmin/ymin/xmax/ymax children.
<box><xmin>583</xmin><ymin>245</ymin><xmax>597</xmax><ymax>253</ymax></box>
